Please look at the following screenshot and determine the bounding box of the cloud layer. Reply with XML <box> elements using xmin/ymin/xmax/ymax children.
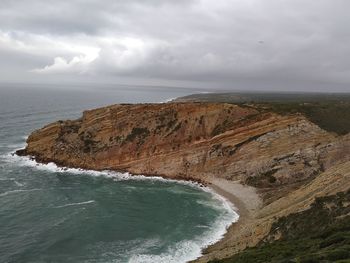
<box><xmin>0</xmin><ymin>0</ymin><xmax>349</xmax><ymax>91</ymax></box>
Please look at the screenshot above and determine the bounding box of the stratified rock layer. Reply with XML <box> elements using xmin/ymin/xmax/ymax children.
<box><xmin>18</xmin><ymin>102</ymin><xmax>350</xmax><ymax>261</ymax></box>
<box><xmin>22</xmin><ymin>103</ymin><xmax>349</xmax><ymax>187</ymax></box>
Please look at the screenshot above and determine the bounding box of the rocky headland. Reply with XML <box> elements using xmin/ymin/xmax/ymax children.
<box><xmin>17</xmin><ymin>100</ymin><xmax>350</xmax><ymax>262</ymax></box>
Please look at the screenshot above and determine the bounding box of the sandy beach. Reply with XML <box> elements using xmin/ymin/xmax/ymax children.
<box><xmin>193</xmin><ymin>178</ymin><xmax>262</xmax><ymax>262</ymax></box>
<box><xmin>209</xmin><ymin>178</ymin><xmax>262</xmax><ymax>215</ymax></box>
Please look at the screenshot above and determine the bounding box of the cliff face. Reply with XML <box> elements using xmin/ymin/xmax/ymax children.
<box><xmin>199</xmin><ymin>160</ymin><xmax>350</xmax><ymax>262</ymax></box>
<box><xmin>20</xmin><ymin>102</ymin><xmax>349</xmax><ymax>190</ymax></box>
<box><xmin>18</xmin><ymin>102</ymin><xmax>350</xmax><ymax>261</ymax></box>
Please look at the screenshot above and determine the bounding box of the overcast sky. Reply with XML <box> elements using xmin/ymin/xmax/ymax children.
<box><xmin>0</xmin><ymin>0</ymin><xmax>349</xmax><ymax>91</ymax></box>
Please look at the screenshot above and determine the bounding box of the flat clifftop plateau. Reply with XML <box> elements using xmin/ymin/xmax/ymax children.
<box><xmin>17</xmin><ymin>101</ymin><xmax>350</xmax><ymax>262</ymax></box>
<box><xmin>175</xmin><ymin>92</ymin><xmax>350</xmax><ymax>135</ymax></box>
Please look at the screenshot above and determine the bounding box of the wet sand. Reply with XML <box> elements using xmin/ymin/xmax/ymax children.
<box><xmin>193</xmin><ymin>178</ymin><xmax>262</xmax><ymax>262</ymax></box>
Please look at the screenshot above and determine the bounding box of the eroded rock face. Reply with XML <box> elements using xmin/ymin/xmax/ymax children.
<box><xmin>197</xmin><ymin>161</ymin><xmax>350</xmax><ymax>262</ymax></box>
<box><xmin>19</xmin><ymin>102</ymin><xmax>350</xmax><ymax>189</ymax></box>
<box><xmin>18</xmin><ymin>102</ymin><xmax>350</xmax><ymax>262</ymax></box>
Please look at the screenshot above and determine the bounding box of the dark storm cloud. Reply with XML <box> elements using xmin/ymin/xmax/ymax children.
<box><xmin>0</xmin><ymin>0</ymin><xmax>349</xmax><ymax>91</ymax></box>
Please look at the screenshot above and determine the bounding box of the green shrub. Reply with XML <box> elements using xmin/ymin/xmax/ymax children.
<box><xmin>125</xmin><ymin>127</ymin><xmax>150</xmax><ymax>142</ymax></box>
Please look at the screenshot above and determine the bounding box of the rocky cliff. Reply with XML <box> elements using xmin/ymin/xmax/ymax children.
<box><xmin>17</xmin><ymin>101</ymin><xmax>350</xmax><ymax>262</ymax></box>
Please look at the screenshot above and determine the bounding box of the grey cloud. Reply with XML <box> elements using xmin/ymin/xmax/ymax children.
<box><xmin>0</xmin><ymin>0</ymin><xmax>349</xmax><ymax>91</ymax></box>
<box><xmin>0</xmin><ymin>0</ymin><xmax>195</xmax><ymax>35</ymax></box>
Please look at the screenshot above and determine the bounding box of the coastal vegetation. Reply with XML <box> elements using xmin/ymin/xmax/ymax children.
<box><xmin>211</xmin><ymin>190</ymin><xmax>350</xmax><ymax>263</ymax></box>
<box><xmin>256</xmin><ymin>101</ymin><xmax>350</xmax><ymax>135</ymax></box>
<box><xmin>125</xmin><ymin>127</ymin><xmax>150</xmax><ymax>142</ymax></box>
<box><xmin>176</xmin><ymin>92</ymin><xmax>350</xmax><ymax>135</ymax></box>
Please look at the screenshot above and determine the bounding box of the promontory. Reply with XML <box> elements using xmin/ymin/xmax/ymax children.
<box><xmin>17</xmin><ymin>94</ymin><xmax>350</xmax><ymax>262</ymax></box>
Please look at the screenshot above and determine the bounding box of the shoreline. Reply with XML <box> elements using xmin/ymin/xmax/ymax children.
<box><xmin>13</xmin><ymin>151</ymin><xmax>262</xmax><ymax>263</ymax></box>
<box><xmin>194</xmin><ymin>178</ymin><xmax>262</xmax><ymax>263</ymax></box>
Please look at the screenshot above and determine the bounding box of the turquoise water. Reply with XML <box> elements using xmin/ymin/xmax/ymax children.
<box><xmin>0</xmin><ymin>85</ymin><xmax>238</xmax><ymax>263</ymax></box>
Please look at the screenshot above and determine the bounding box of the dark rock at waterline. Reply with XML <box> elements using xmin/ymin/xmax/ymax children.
<box><xmin>15</xmin><ymin>149</ymin><xmax>27</xmax><ymax>156</ymax></box>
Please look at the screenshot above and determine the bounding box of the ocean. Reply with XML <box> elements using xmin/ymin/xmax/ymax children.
<box><xmin>0</xmin><ymin>84</ymin><xmax>238</xmax><ymax>263</ymax></box>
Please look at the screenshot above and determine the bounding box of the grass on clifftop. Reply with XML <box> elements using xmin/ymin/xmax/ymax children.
<box><xmin>210</xmin><ymin>190</ymin><xmax>350</xmax><ymax>263</ymax></box>
<box><xmin>175</xmin><ymin>92</ymin><xmax>350</xmax><ymax>135</ymax></box>
<box><xmin>256</xmin><ymin>101</ymin><xmax>350</xmax><ymax>135</ymax></box>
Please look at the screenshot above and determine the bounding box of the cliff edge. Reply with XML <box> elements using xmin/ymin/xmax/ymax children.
<box><xmin>17</xmin><ymin>101</ymin><xmax>350</xmax><ymax>262</ymax></box>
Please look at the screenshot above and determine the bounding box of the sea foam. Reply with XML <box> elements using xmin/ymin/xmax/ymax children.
<box><xmin>4</xmin><ymin>152</ymin><xmax>207</xmax><ymax>188</ymax></box>
<box><xmin>0</xmin><ymin>188</ymin><xmax>42</xmax><ymax>197</ymax></box>
<box><xmin>4</xmin><ymin>150</ymin><xmax>239</xmax><ymax>263</ymax></box>
<box><xmin>53</xmin><ymin>200</ymin><xmax>95</xmax><ymax>208</ymax></box>
<box><xmin>129</xmin><ymin>202</ymin><xmax>238</xmax><ymax>263</ymax></box>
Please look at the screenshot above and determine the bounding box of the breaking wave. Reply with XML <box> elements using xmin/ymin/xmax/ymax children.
<box><xmin>3</xmin><ymin>152</ymin><xmax>206</xmax><ymax>187</ymax></box>
<box><xmin>3</xmin><ymin>151</ymin><xmax>239</xmax><ymax>263</ymax></box>
<box><xmin>53</xmin><ymin>200</ymin><xmax>95</xmax><ymax>208</ymax></box>
<box><xmin>0</xmin><ymin>188</ymin><xmax>42</xmax><ymax>197</ymax></box>
<box><xmin>128</xmin><ymin>191</ymin><xmax>238</xmax><ymax>263</ymax></box>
